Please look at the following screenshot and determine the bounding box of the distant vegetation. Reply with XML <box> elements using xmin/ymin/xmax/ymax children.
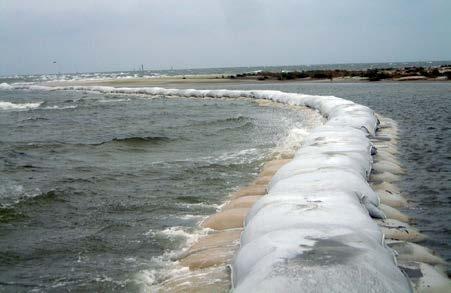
<box><xmin>228</xmin><ymin>65</ymin><xmax>451</xmax><ymax>82</ymax></box>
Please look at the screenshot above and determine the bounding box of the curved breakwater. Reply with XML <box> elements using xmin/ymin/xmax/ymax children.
<box><xmin>1</xmin><ymin>83</ymin><xmax>449</xmax><ymax>292</ymax></box>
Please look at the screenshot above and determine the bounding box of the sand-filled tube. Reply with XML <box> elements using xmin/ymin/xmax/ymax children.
<box><xmin>0</xmin><ymin>83</ymin><xmax>416</xmax><ymax>291</ymax></box>
<box><xmin>226</xmin><ymin>96</ymin><xmax>413</xmax><ymax>291</ymax></box>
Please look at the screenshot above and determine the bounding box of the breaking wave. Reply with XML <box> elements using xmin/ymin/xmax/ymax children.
<box><xmin>0</xmin><ymin>101</ymin><xmax>43</xmax><ymax>111</ymax></box>
<box><xmin>0</xmin><ymin>183</ymin><xmax>49</xmax><ymax>209</ymax></box>
<box><xmin>41</xmin><ymin>105</ymin><xmax>78</xmax><ymax>110</ymax></box>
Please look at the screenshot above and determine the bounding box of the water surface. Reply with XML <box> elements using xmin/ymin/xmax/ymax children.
<box><xmin>1</xmin><ymin>81</ymin><xmax>449</xmax><ymax>291</ymax></box>
<box><xmin>0</xmin><ymin>88</ymin><xmax>316</xmax><ymax>291</ymax></box>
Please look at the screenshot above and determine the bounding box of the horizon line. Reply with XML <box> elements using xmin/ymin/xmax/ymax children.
<box><xmin>2</xmin><ymin>59</ymin><xmax>451</xmax><ymax>78</ymax></box>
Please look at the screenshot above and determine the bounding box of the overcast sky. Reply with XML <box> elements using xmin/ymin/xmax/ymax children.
<box><xmin>1</xmin><ymin>0</ymin><xmax>450</xmax><ymax>75</ymax></box>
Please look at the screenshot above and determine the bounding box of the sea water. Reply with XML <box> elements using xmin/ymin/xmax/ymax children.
<box><xmin>0</xmin><ymin>87</ymin><xmax>318</xmax><ymax>291</ymax></box>
<box><xmin>0</xmin><ymin>80</ymin><xmax>449</xmax><ymax>291</ymax></box>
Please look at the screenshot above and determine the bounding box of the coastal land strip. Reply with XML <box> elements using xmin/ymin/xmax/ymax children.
<box><xmin>46</xmin><ymin>64</ymin><xmax>451</xmax><ymax>88</ymax></box>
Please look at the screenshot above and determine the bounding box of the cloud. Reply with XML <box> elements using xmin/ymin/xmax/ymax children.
<box><xmin>0</xmin><ymin>0</ymin><xmax>450</xmax><ymax>74</ymax></box>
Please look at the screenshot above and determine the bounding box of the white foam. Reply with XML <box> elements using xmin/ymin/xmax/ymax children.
<box><xmin>98</xmin><ymin>98</ymin><xmax>131</xmax><ymax>103</ymax></box>
<box><xmin>177</xmin><ymin>214</ymin><xmax>204</xmax><ymax>221</ymax></box>
<box><xmin>42</xmin><ymin>105</ymin><xmax>78</xmax><ymax>110</ymax></box>
<box><xmin>0</xmin><ymin>100</ymin><xmax>43</xmax><ymax>110</ymax></box>
<box><xmin>0</xmin><ymin>82</ymin><xmax>13</xmax><ymax>90</ymax></box>
<box><xmin>272</xmin><ymin>127</ymin><xmax>310</xmax><ymax>157</ymax></box>
<box><xmin>216</xmin><ymin>148</ymin><xmax>262</xmax><ymax>165</ymax></box>
<box><xmin>0</xmin><ymin>183</ymin><xmax>42</xmax><ymax>208</ymax></box>
<box><xmin>135</xmin><ymin>225</ymin><xmax>213</xmax><ymax>291</ymax></box>
<box><xmin>158</xmin><ymin>226</ymin><xmax>208</xmax><ymax>248</ymax></box>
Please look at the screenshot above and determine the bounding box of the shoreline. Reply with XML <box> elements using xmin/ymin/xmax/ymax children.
<box><xmin>1</xmin><ymin>84</ymin><xmax>449</xmax><ymax>291</ymax></box>
<box><xmin>158</xmin><ymin>102</ymin><xmax>324</xmax><ymax>292</ymax></box>
<box><xmin>158</xmin><ymin>105</ymin><xmax>448</xmax><ymax>292</ymax></box>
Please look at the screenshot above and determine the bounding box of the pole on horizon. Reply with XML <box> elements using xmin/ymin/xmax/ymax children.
<box><xmin>52</xmin><ymin>61</ymin><xmax>60</xmax><ymax>76</ymax></box>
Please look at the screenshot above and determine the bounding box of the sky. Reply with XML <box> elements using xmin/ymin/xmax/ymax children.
<box><xmin>0</xmin><ymin>0</ymin><xmax>450</xmax><ymax>75</ymax></box>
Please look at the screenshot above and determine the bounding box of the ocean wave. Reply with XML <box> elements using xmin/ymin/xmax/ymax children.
<box><xmin>134</xmin><ymin>225</ymin><xmax>210</xmax><ymax>290</ymax></box>
<box><xmin>109</xmin><ymin>136</ymin><xmax>173</xmax><ymax>145</ymax></box>
<box><xmin>216</xmin><ymin>148</ymin><xmax>262</xmax><ymax>164</ymax></box>
<box><xmin>0</xmin><ymin>100</ymin><xmax>43</xmax><ymax>110</ymax></box>
<box><xmin>0</xmin><ymin>82</ymin><xmax>13</xmax><ymax>90</ymax></box>
<box><xmin>207</xmin><ymin>115</ymin><xmax>250</xmax><ymax>125</ymax></box>
<box><xmin>0</xmin><ymin>189</ymin><xmax>71</xmax><ymax>222</ymax></box>
<box><xmin>0</xmin><ymin>184</ymin><xmax>43</xmax><ymax>209</ymax></box>
<box><xmin>98</xmin><ymin>98</ymin><xmax>131</xmax><ymax>103</ymax></box>
<box><xmin>219</xmin><ymin>121</ymin><xmax>254</xmax><ymax>132</ymax></box>
<box><xmin>272</xmin><ymin>127</ymin><xmax>311</xmax><ymax>157</ymax></box>
<box><xmin>20</xmin><ymin>117</ymin><xmax>49</xmax><ymax>122</ymax></box>
<box><xmin>184</xmin><ymin>116</ymin><xmax>252</xmax><ymax>129</ymax></box>
<box><xmin>0</xmin><ymin>97</ymin><xmax>76</xmax><ymax>112</ymax></box>
<box><xmin>0</xmin><ymin>206</ymin><xmax>25</xmax><ymax>223</ymax></box>
<box><xmin>15</xmin><ymin>136</ymin><xmax>175</xmax><ymax>149</ymax></box>
<box><xmin>221</xmin><ymin>116</ymin><xmax>249</xmax><ymax>123</ymax></box>
<box><xmin>42</xmin><ymin>105</ymin><xmax>78</xmax><ymax>110</ymax></box>
<box><xmin>163</xmin><ymin>148</ymin><xmax>265</xmax><ymax>171</ymax></box>
<box><xmin>177</xmin><ymin>214</ymin><xmax>205</xmax><ymax>221</ymax></box>
<box><xmin>158</xmin><ymin>226</ymin><xmax>205</xmax><ymax>245</ymax></box>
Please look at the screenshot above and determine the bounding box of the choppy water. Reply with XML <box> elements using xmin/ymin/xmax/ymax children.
<box><xmin>0</xmin><ymin>88</ymin><xmax>319</xmax><ymax>291</ymax></box>
<box><xmin>0</xmin><ymin>81</ymin><xmax>449</xmax><ymax>291</ymax></box>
